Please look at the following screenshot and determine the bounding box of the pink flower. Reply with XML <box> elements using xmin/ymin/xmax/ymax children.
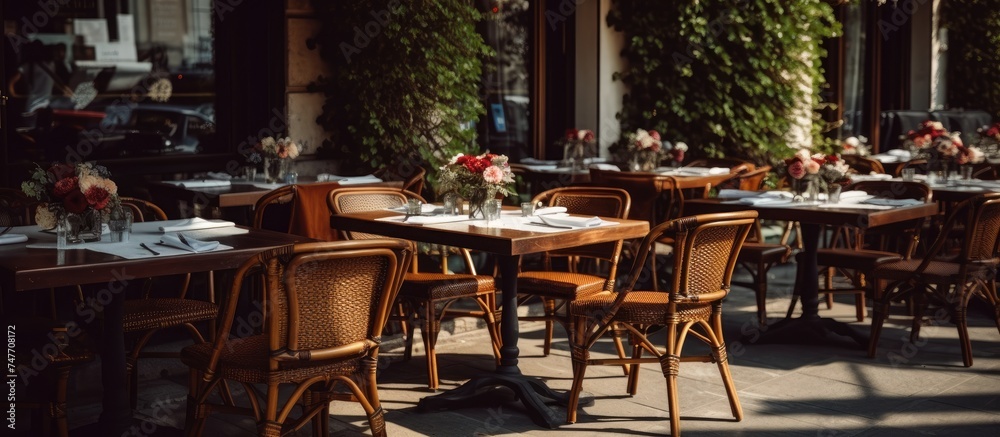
<box><xmin>482</xmin><ymin>166</ymin><xmax>504</xmax><ymax>184</ymax></box>
<box><xmin>648</xmin><ymin>130</ymin><xmax>661</xmax><ymax>141</ymax></box>
<box><xmin>787</xmin><ymin>160</ymin><xmax>806</xmax><ymax>179</ymax></box>
<box><xmin>804</xmin><ymin>159</ymin><xmax>821</xmax><ymax>174</ymax></box>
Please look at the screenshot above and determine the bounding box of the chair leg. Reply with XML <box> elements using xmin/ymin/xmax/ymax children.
<box><xmin>854</xmin><ymin>292</ymin><xmax>866</xmax><ymax>322</ymax></box>
<box><xmin>662</xmin><ymin>320</ymin><xmax>682</xmax><ymax>437</ymax></box>
<box><xmin>626</xmin><ymin>331</ymin><xmax>644</xmax><ymax>396</ymax></box>
<box><xmin>259</xmin><ymin>382</ymin><xmax>281</xmax><ymax>437</ymax></box>
<box><xmin>479</xmin><ymin>295</ymin><xmax>502</xmax><ymax>365</ymax></box>
<box><xmin>610</xmin><ymin>324</ymin><xmax>630</xmax><ymax>376</ymax></box>
<box><xmin>53</xmin><ymin>366</ymin><xmax>71</xmax><ymax>437</ymax></box>
<box><xmin>423</xmin><ymin>303</ymin><xmax>441</xmax><ymax>390</ymax></box>
<box><xmin>868</xmin><ymin>286</ymin><xmax>893</xmax><ymax>359</ymax></box>
<box><xmin>825</xmin><ymin>292</ymin><xmax>835</xmax><ymax>310</ymax></box>
<box><xmin>543</xmin><ymin>298</ymin><xmax>556</xmax><ymax>356</ymax></box>
<box><xmin>185</xmin><ymin>369</ymin><xmax>208</xmax><ymax>437</ymax></box>
<box><xmin>954</xmin><ymin>284</ymin><xmax>974</xmax><ymax>367</ymax></box>
<box><xmin>566</xmin><ymin>315</ymin><xmax>589</xmax><ymax>424</ymax></box>
<box><xmin>710</xmin><ymin>308</ymin><xmax>742</xmax><ymax>421</ymax></box>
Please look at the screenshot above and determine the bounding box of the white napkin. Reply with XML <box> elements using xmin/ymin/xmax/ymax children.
<box><xmin>589</xmin><ymin>163</ymin><xmax>620</xmax><ymax>171</ymax></box>
<box><xmin>0</xmin><ymin>234</ymin><xmax>28</xmax><ymax>245</ymax></box>
<box><xmin>838</xmin><ymin>191</ymin><xmax>875</xmax><ymax>203</ymax></box>
<box><xmin>162</xmin><ymin>179</ymin><xmax>232</xmax><ymax>189</ymax></box>
<box><xmin>538</xmin><ymin>214</ymin><xmax>603</xmax><ymax>228</ymax></box>
<box><xmin>521</xmin><ymin>158</ymin><xmax>561</xmax><ymax>166</ymax></box>
<box><xmin>159</xmin><ymin>234</ymin><xmax>220</xmax><ymax>253</ymax></box>
<box><xmin>338</xmin><ymin>175</ymin><xmax>384</xmax><ymax>185</ymax></box>
<box><xmin>206</xmin><ymin>172</ymin><xmax>233</xmax><ymax>180</ymax></box>
<box><xmin>888</xmin><ymin>149</ymin><xmax>912</xmax><ymax>159</ymax></box>
<box><xmin>861</xmin><ymin>198</ymin><xmax>923</xmax><ymax>207</ymax></box>
<box><xmin>736</xmin><ymin>197</ymin><xmax>794</xmax><ymax>206</ymax></box>
<box><xmin>533</xmin><ymin>206</ymin><xmax>567</xmax><ymax>215</ymax></box>
<box><xmin>717</xmin><ymin>189</ymin><xmax>765</xmax><ymax>199</ymax></box>
<box><xmin>387</xmin><ymin>204</ymin><xmax>444</xmax><ymax>215</ymax></box>
<box><xmin>158</xmin><ymin>217</ymin><xmax>236</xmax><ymax>233</ymax></box>
<box><xmin>850</xmin><ymin>173</ymin><xmax>893</xmax><ymax>181</ymax></box>
<box><xmin>871</xmin><ymin>154</ymin><xmax>898</xmax><ymax>163</ymax></box>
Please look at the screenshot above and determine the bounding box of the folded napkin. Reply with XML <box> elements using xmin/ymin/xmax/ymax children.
<box><xmin>849</xmin><ymin>173</ymin><xmax>893</xmax><ymax>181</ymax></box>
<box><xmin>861</xmin><ymin>198</ymin><xmax>923</xmax><ymax>207</ymax></box>
<box><xmin>0</xmin><ymin>234</ymin><xmax>28</xmax><ymax>245</ymax></box>
<box><xmin>589</xmin><ymin>163</ymin><xmax>620</xmax><ymax>171</ymax></box>
<box><xmin>388</xmin><ymin>204</ymin><xmax>444</xmax><ymax>215</ymax></box>
<box><xmin>538</xmin><ymin>214</ymin><xmax>602</xmax><ymax>228</ymax></box>
<box><xmin>837</xmin><ymin>190</ymin><xmax>875</xmax><ymax>203</ymax></box>
<box><xmin>533</xmin><ymin>206</ymin><xmax>567</xmax><ymax>215</ymax></box>
<box><xmin>887</xmin><ymin>149</ymin><xmax>912</xmax><ymax>158</ymax></box>
<box><xmin>717</xmin><ymin>189</ymin><xmax>766</xmax><ymax>199</ymax></box>
<box><xmin>162</xmin><ymin>179</ymin><xmax>232</xmax><ymax>189</ymax></box>
<box><xmin>377</xmin><ymin>215</ymin><xmax>472</xmax><ymax>225</ymax></box>
<box><xmin>521</xmin><ymin>164</ymin><xmax>558</xmax><ymax>170</ymax></box>
<box><xmin>818</xmin><ymin>203</ymin><xmax>893</xmax><ymax>210</ymax></box>
<box><xmin>338</xmin><ymin>175</ymin><xmax>384</xmax><ymax>186</ymax></box>
<box><xmin>871</xmin><ymin>154</ymin><xmax>898</xmax><ymax>163</ymax></box>
<box><xmin>159</xmin><ymin>234</ymin><xmax>220</xmax><ymax>253</ymax></box>
<box><xmin>736</xmin><ymin>197</ymin><xmax>794</xmax><ymax>206</ymax></box>
<box><xmin>206</xmin><ymin>171</ymin><xmax>233</xmax><ymax>180</ymax></box>
<box><xmin>158</xmin><ymin>217</ymin><xmax>236</xmax><ymax>233</ymax></box>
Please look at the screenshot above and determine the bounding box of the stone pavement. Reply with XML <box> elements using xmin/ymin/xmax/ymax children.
<box><xmin>64</xmin><ymin>263</ymin><xmax>1000</xmax><ymax>436</ymax></box>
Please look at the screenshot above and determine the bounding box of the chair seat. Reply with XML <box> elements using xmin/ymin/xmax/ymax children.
<box><xmin>123</xmin><ymin>298</ymin><xmax>219</xmax><ymax>333</ymax></box>
<box><xmin>517</xmin><ymin>272</ymin><xmax>607</xmax><ymax>299</ymax></box>
<box><xmin>873</xmin><ymin>259</ymin><xmax>995</xmax><ymax>283</ymax></box>
<box><xmin>738</xmin><ymin>242</ymin><xmax>790</xmax><ymax>263</ymax></box>
<box><xmin>812</xmin><ymin>248</ymin><xmax>902</xmax><ymax>271</ymax></box>
<box><xmin>571</xmin><ymin>291</ymin><xmax>713</xmax><ymax>325</ymax></box>
<box><xmin>181</xmin><ymin>336</ymin><xmax>363</xmax><ymax>385</ymax></box>
<box><xmin>399</xmin><ymin>273</ymin><xmax>495</xmax><ymax>301</ymax></box>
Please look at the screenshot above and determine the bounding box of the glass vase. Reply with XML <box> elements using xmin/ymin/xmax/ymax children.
<box><xmin>467</xmin><ymin>188</ymin><xmax>488</xmax><ymax>219</ymax></box>
<box><xmin>263</xmin><ymin>157</ymin><xmax>289</xmax><ymax>184</ymax></box>
<box><xmin>630</xmin><ymin>150</ymin><xmax>659</xmax><ymax>172</ymax></box>
<box><xmin>58</xmin><ymin>209</ymin><xmax>102</xmax><ymax>246</ymax></box>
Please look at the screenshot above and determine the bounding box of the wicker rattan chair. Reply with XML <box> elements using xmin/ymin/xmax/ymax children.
<box><xmin>327</xmin><ymin>187</ymin><xmax>501</xmax><ymax>389</ymax></box>
<box><xmin>118</xmin><ymin>197</ymin><xmax>219</xmax><ymax>407</ymax></box>
<box><xmin>517</xmin><ymin>187</ymin><xmax>631</xmax><ymax>356</ymax></box>
<box><xmin>868</xmin><ymin>192</ymin><xmax>1000</xmax><ymax>367</ymax></box>
<box><xmin>182</xmin><ymin>239</ymin><xmax>412</xmax><ymax>436</ymax></box>
<box><xmin>843</xmin><ymin>154</ymin><xmax>887</xmax><ymax>175</ymax></box>
<box><xmin>253</xmin><ymin>182</ymin><xmax>348</xmax><ymax>241</ymax></box>
<box><xmin>565</xmin><ymin>211</ymin><xmax>755</xmax><ymax>435</ymax></box>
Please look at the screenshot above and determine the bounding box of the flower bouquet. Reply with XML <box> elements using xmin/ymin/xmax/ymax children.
<box><xmin>903</xmin><ymin>120</ymin><xmax>984</xmax><ymax>170</ymax></box>
<box><xmin>976</xmin><ymin>122</ymin><xmax>1000</xmax><ymax>158</ymax></box>
<box><xmin>840</xmin><ymin>136</ymin><xmax>871</xmax><ymax>156</ymax></box>
<box><xmin>624</xmin><ymin>128</ymin><xmax>665</xmax><ymax>171</ymax></box>
<box><xmin>21</xmin><ymin>162</ymin><xmax>120</xmax><ymax>243</ymax></box>
<box><xmin>252</xmin><ymin>136</ymin><xmax>301</xmax><ymax>183</ymax></box>
<box><xmin>559</xmin><ymin>128</ymin><xmax>596</xmax><ymax>170</ymax></box>
<box><xmin>786</xmin><ymin>150</ymin><xmax>851</xmax><ymax>202</ymax></box>
<box><xmin>437</xmin><ymin>152</ymin><xmax>516</xmax><ymax>218</ymax></box>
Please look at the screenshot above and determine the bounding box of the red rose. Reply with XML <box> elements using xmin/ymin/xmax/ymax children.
<box><xmin>987</xmin><ymin>126</ymin><xmax>1000</xmax><ymax>138</ymax></box>
<box><xmin>63</xmin><ymin>189</ymin><xmax>89</xmax><ymax>214</ymax></box>
<box><xmin>84</xmin><ymin>186</ymin><xmax>112</xmax><ymax>210</ymax></box>
<box><xmin>52</xmin><ymin>177</ymin><xmax>79</xmax><ymax>198</ymax></box>
<box><xmin>565</xmin><ymin>129</ymin><xmax>577</xmax><ymax>140</ymax></box>
<box><xmin>648</xmin><ymin>130</ymin><xmax>661</xmax><ymax>141</ymax></box>
<box><xmin>582</xmin><ymin>130</ymin><xmax>595</xmax><ymax>142</ymax></box>
<box><xmin>672</xmin><ymin>149</ymin><xmax>684</xmax><ymax>162</ymax></box>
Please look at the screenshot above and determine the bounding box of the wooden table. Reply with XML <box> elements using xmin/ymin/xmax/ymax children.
<box><xmin>329</xmin><ymin>209</ymin><xmax>649</xmax><ymax>428</ymax></box>
<box><xmin>0</xmin><ymin>224</ymin><xmax>309</xmax><ymax>435</ymax></box>
<box><xmin>685</xmin><ymin>198</ymin><xmax>939</xmax><ymax>346</ymax></box>
<box><xmin>513</xmin><ymin>165</ymin><xmax>736</xmax><ymax>199</ymax></box>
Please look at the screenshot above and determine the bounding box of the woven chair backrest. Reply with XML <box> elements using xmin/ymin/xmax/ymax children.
<box><xmin>262</xmin><ymin>240</ymin><xmax>409</xmax><ymax>360</ymax></box>
<box><xmin>328</xmin><ymin>188</ymin><xmax>424</xmax><ymax>240</ymax></box>
<box><xmin>532</xmin><ymin>187</ymin><xmax>631</xmax><ymax>262</ymax></box>
<box><xmin>120</xmin><ymin>197</ymin><xmax>168</xmax><ymax>222</ymax></box>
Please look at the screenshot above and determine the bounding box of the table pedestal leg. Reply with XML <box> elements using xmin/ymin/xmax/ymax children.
<box><xmin>745</xmin><ymin>223</ymin><xmax>868</xmax><ymax>347</ymax></box>
<box><xmin>417</xmin><ymin>254</ymin><xmax>585</xmax><ymax>428</ymax></box>
<box><xmin>97</xmin><ymin>288</ymin><xmax>131</xmax><ymax>434</ymax></box>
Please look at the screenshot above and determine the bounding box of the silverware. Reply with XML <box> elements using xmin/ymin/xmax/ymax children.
<box><xmin>177</xmin><ymin>233</ymin><xmax>194</xmax><ymax>250</ymax></box>
<box><xmin>139</xmin><ymin>242</ymin><xmax>160</xmax><ymax>256</ymax></box>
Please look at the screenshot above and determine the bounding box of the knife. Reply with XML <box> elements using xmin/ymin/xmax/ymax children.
<box><xmin>139</xmin><ymin>242</ymin><xmax>160</xmax><ymax>256</ymax></box>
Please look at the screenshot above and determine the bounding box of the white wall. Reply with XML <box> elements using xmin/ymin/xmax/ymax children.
<box><xmin>909</xmin><ymin>0</ymin><xmax>933</xmax><ymax>109</ymax></box>
<box><xmin>596</xmin><ymin>0</ymin><xmax>625</xmax><ymax>156</ymax></box>
<box><xmin>574</xmin><ymin>0</ymin><xmax>599</xmax><ymax>139</ymax></box>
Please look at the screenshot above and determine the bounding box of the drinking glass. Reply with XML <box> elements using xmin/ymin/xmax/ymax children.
<box><xmin>109</xmin><ymin>210</ymin><xmax>133</xmax><ymax>243</ymax></box>
<box><xmin>484</xmin><ymin>199</ymin><xmax>502</xmax><ymax>224</ymax></box>
<box><xmin>406</xmin><ymin>198</ymin><xmax>423</xmax><ymax>216</ymax></box>
<box><xmin>901</xmin><ymin>168</ymin><xmax>915</xmax><ymax>182</ymax></box>
<box><xmin>442</xmin><ymin>193</ymin><xmax>458</xmax><ymax>216</ymax></box>
<box><xmin>960</xmin><ymin>165</ymin><xmax>974</xmax><ymax>185</ymax></box>
<box><xmin>826</xmin><ymin>184</ymin><xmax>842</xmax><ymax>204</ymax></box>
<box><xmin>521</xmin><ymin>202</ymin><xmax>535</xmax><ymax>217</ymax></box>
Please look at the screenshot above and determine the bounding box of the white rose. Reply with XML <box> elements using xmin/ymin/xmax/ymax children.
<box><xmin>931</xmin><ymin>122</ymin><xmax>945</xmax><ymax>131</ymax></box>
<box><xmin>845</xmin><ymin>137</ymin><xmax>860</xmax><ymax>147</ymax></box>
<box><xmin>35</xmin><ymin>204</ymin><xmax>56</xmax><ymax>230</ymax></box>
<box><xmin>674</xmin><ymin>142</ymin><xmax>688</xmax><ymax>152</ymax></box>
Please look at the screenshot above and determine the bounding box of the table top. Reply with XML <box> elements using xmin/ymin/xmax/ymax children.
<box><xmin>686</xmin><ymin>197</ymin><xmax>940</xmax><ymax>229</ymax></box>
<box><xmin>329</xmin><ymin>209</ymin><xmax>650</xmax><ymax>256</ymax></box>
<box><xmin>150</xmin><ymin>179</ymin><xmax>402</xmax><ymax>208</ymax></box>
<box><xmin>0</xmin><ymin>224</ymin><xmax>309</xmax><ymax>291</ymax></box>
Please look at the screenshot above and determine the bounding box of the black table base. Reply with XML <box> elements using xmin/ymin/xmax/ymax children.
<box><xmin>748</xmin><ymin>223</ymin><xmax>869</xmax><ymax>349</ymax></box>
<box><xmin>417</xmin><ymin>255</ymin><xmax>584</xmax><ymax>428</ymax></box>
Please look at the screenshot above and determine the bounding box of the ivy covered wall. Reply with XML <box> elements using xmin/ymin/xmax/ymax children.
<box><xmin>607</xmin><ymin>0</ymin><xmax>839</xmax><ymax>163</ymax></box>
